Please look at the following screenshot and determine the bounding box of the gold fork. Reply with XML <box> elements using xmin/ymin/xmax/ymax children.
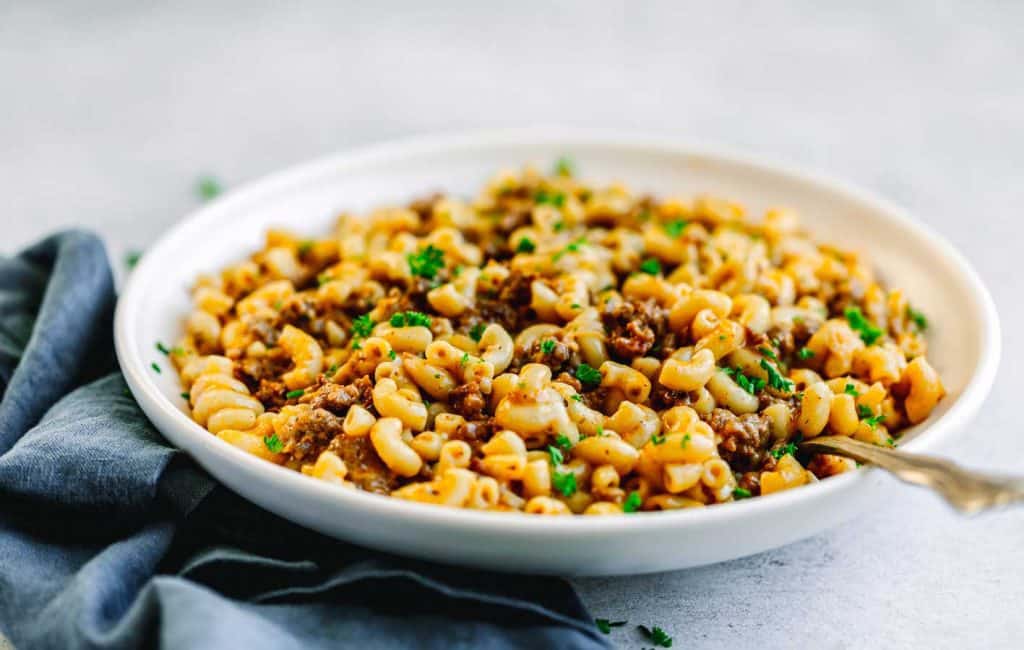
<box><xmin>800</xmin><ymin>436</ymin><xmax>1024</xmax><ymax>515</ymax></box>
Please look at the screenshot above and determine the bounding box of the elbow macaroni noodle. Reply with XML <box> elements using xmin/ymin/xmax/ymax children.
<box><xmin>171</xmin><ymin>162</ymin><xmax>945</xmax><ymax>514</ymax></box>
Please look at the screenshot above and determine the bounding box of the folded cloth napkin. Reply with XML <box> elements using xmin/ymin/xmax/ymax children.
<box><xmin>0</xmin><ymin>231</ymin><xmax>611</xmax><ymax>650</ymax></box>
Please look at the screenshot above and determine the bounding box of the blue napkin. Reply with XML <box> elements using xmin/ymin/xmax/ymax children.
<box><xmin>0</xmin><ymin>231</ymin><xmax>611</xmax><ymax>650</ymax></box>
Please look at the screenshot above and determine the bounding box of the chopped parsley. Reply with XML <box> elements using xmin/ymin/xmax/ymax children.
<box><xmin>552</xmin><ymin>470</ymin><xmax>577</xmax><ymax>497</ymax></box>
<box><xmin>407</xmin><ymin>245</ymin><xmax>445</xmax><ymax>280</ymax></box>
<box><xmin>758</xmin><ymin>346</ymin><xmax>779</xmax><ymax>361</ymax></box>
<box><xmin>553</xmin><ymin>220</ymin><xmax>565</xmax><ymax>232</ymax></box>
<box><xmin>297</xmin><ymin>240</ymin><xmax>314</xmax><ymax>255</ymax></box>
<box><xmin>125</xmin><ymin>250</ymin><xmax>143</xmax><ymax>269</ymax></box>
<box><xmin>680</xmin><ymin>433</ymin><xmax>691</xmax><ymax>449</ymax></box>
<box><xmin>516</xmin><ymin>237</ymin><xmax>536</xmax><ymax>253</ymax></box>
<box><xmin>150</xmin><ymin>362</ymin><xmax>161</xmax><ymax>374</ymax></box>
<box><xmin>907</xmin><ymin>306</ymin><xmax>928</xmax><ymax>331</ymax></box>
<box><xmin>197</xmin><ymin>175</ymin><xmax>222</xmax><ymax>201</ymax></box>
<box><xmin>460</xmin><ymin>352</ymin><xmax>470</xmax><ymax>366</ymax></box>
<box><xmin>864</xmin><ymin>413</ymin><xmax>887</xmax><ymax>429</ymax></box>
<box><xmin>351</xmin><ymin>313</ymin><xmax>375</xmax><ymax>340</ymax></box>
<box><xmin>844</xmin><ymin>383</ymin><xmax>860</xmax><ymax>397</ymax></box>
<box><xmin>638</xmin><ymin>624</ymin><xmax>673</xmax><ymax>648</ymax></box>
<box><xmin>650</xmin><ymin>433</ymin><xmax>666</xmax><ymax>445</ymax></box>
<box><xmin>759</xmin><ymin>359</ymin><xmax>794</xmax><ymax>393</ymax></box>
<box><xmin>770</xmin><ymin>441</ymin><xmax>798</xmax><ymax>459</ymax></box>
<box><xmin>469</xmin><ymin>323</ymin><xmax>487</xmax><ymax>342</ymax></box>
<box><xmin>798</xmin><ymin>347</ymin><xmax>815</xmax><ymax>360</ymax></box>
<box><xmin>180</xmin><ymin>392</ymin><xmax>190</xmax><ymax>400</ymax></box>
<box><xmin>388</xmin><ymin>349</ymin><xmax>397</xmax><ymax>360</ymax></box>
<box><xmin>540</xmin><ymin>339</ymin><xmax>557</xmax><ymax>355</ymax></box>
<box><xmin>390</xmin><ymin>311</ymin><xmax>432</xmax><ymax>328</ymax></box>
<box><xmin>155</xmin><ymin>341</ymin><xmax>171</xmax><ymax>355</ymax></box>
<box><xmin>663</xmin><ymin>219</ymin><xmax>688</xmax><ymax>238</ymax></box>
<box><xmin>844</xmin><ymin>306</ymin><xmax>883</xmax><ymax>345</ymax></box>
<box><xmin>639</xmin><ymin>258</ymin><xmax>662</xmax><ymax>275</ymax></box>
<box><xmin>554</xmin><ymin>156</ymin><xmax>575</xmax><ymax>177</ymax></box>
<box><xmin>723</xmin><ymin>366</ymin><xmax>766</xmax><ymax>395</ymax></box>
<box><xmin>595</xmin><ymin>618</ymin><xmax>627</xmax><ymax>634</ymax></box>
<box><xmin>326</xmin><ymin>363</ymin><xmax>339</xmax><ymax>375</ymax></box>
<box><xmin>575</xmin><ymin>363</ymin><xmax>602</xmax><ymax>387</ymax></box>
<box><xmin>733</xmin><ymin>487</ymin><xmax>752</xmax><ymax>500</ymax></box>
<box><xmin>285</xmin><ymin>389</ymin><xmax>305</xmax><ymax>399</ymax></box>
<box><xmin>263</xmin><ymin>433</ymin><xmax>284</xmax><ymax>453</ymax></box>
<box><xmin>622</xmin><ymin>491</ymin><xmax>642</xmax><ymax>513</ymax></box>
<box><xmin>547</xmin><ymin>445</ymin><xmax>564</xmax><ymax>466</ymax></box>
<box><xmin>569</xmin><ymin>393</ymin><xmax>583</xmax><ymax>403</ymax></box>
<box><xmin>534</xmin><ymin>189</ymin><xmax>566</xmax><ymax>208</ymax></box>
<box><xmin>857</xmin><ymin>404</ymin><xmax>873</xmax><ymax>418</ymax></box>
<box><xmin>317</xmin><ymin>272</ymin><xmax>333</xmax><ymax>286</ymax></box>
<box><xmin>553</xmin><ymin>236</ymin><xmax>587</xmax><ymax>262</ymax></box>
<box><xmin>553</xmin><ymin>434</ymin><xmax>573</xmax><ymax>451</ymax></box>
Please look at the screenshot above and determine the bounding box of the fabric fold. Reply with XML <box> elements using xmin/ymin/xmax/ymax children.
<box><xmin>0</xmin><ymin>231</ymin><xmax>610</xmax><ymax>650</ymax></box>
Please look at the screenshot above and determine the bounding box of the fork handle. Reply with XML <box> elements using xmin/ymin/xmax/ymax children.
<box><xmin>800</xmin><ymin>436</ymin><xmax>1024</xmax><ymax>515</ymax></box>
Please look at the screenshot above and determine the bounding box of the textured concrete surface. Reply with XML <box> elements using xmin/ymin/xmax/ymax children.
<box><xmin>2</xmin><ymin>2</ymin><xmax>1022</xmax><ymax>648</ymax></box>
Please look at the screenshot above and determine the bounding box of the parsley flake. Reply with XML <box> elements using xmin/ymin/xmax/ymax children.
<box><xmin>553</xmin><ymin>236</ymin><xmax>587</xmax><ymax>262</ymax></box>
<box><xmin>263</xmin><ymin>434</ymin><xmax>284</xmax><ymax>453</ymax></box>
<box><xmin>663</xmin><ymin>219</ymin><xmax>688</xmax><ymax>238</ymax></box>
<box><xmin>285</xmin><ymin>389</ymin><xmax>305</xmax><ymax>399</ymax></box>
<box><xmin>680</xmin><ymin>433</ymin><xmax>691</xmax><ymax>448</ymax></box>
<box><xmin>540</xmin><ymin>339</ymin><xmax>557</xmax><ymax>355</ymax></box>
<box><xmin>407</xmin><ymin>245</ymin><xmax>445</xmax><ymax>280</ymax></box>
<box><xmin>197</xmin><ymin>175</ymin><xmax>222</xmax><ymax>201</ymax></box>
<box><xmin>907</xmin><ymin>306</ymin><xmax>928</xmax><ymax>331</ymax></box>
<box><xmin>650</xmin><ymin>434</ymin><xmax>666</xmax><ymax>445</ymax></box>
<box><xmin>552</xmin><ymin>470</ymin><xmax>577</xmax><ymax>497</ymax></box>
<box><xmin>639</xmin><ymin>258</ymin><xmax>662</xmax><ymax>275</ymax></box>
<box><xmin>864</xmin><ymin>413</ymin><xmax>887</xmax><ymax>428</ymax></box>
<box><xmin>547</xmin><ymin>445</ymin><xmax>564</xmax><ymax>466</ymax></box>
<box><xmin>733</xmin><ymin>487</ymin><xmax>752</xmax><ymax>500</ymax></box>
<box><xmin>758</xmin><ymin>346</ymin><xmax>778</xmax><ymax>361</ymax></box>
<box><xmin>575</xmin><ymin>363</ymin><xmax>602</xmax><ymax>387</ymax></box>
<box><xmin>150</xmin><ymin>362</ymin><xmax>161</xmax><ymax>374</ymax></box>
<box><xmin>759</xmin><ymin>359</ymin><xmax>794</xmax><ymax>393</ymax></box>
<box><xmin>845</xmin><ymin>306</ymin><xmax>883</xmax><ymax>345</ymax></box>
<box><xmin>595</xmin><ymin>618</ymin><xmax>627</xmax><ymax>634</ymax></box>
<box><xmin>726</xmin><ymin>366</ymin><xmax>766</xmax><ymax>394</ymax></box>
<box><xmin>125</xmin><ymin>250</ymin><xmax>143</xmax><ymax>269</ymax></box>
<box><xmin>845</xmin><ymin>383</ymin><xmax>860</xmax><ymax>397</ymax></box>
<box><xmin>351</xmin><ymin>313</ymin><xmax>375</xmax><ymax>340</ymax></box>
<box><xmin>180</xmin><ymin>391</ymin><xmax>190</xmax><ymax>400</ymax></box>
<box><xmin>391</xmin><ymin>311</ymin><xmax>432</xmax><ymax>328</ymax></box>
<box><xmin>516</xmin><ymin>237</ymin><xmax>536</xmax><ymax>253</ymax></box>
<box><xmin>638</xmin><ymin>624</ymin><xmax>673</xmax><ymax>648</ymax></box>
<box><xmin>553</xmin><ymin>434</ymin><xmax>573</xmax><ymax>451</ymax></box>
<box><xmin>297</xmin><ymin>240</ymin><xmax>314</xmax><ymax>255</ymax></box>
<box><xmin>623</xmin><ymin>491</ymin><xmax>642</xmax><ymax>513</ymax></box>
<box><xmin>469</xmin><ymin>323</ymin><xmax>486</xmax><ymax>342</ymax></box>
<box><xmin>534</xmin><ymin>189</ymin><xmax>566</xmax><ymax>208</ymax></box>
<box><xmin>554</xmin><ymin>156</ymin><xmax>575</xmax><ymax>177</ymax></box>
<box><xmin>770</xmin><ymin>441</ymin><xmax>798</xmax><ymax>459</ymax></box>
<box><xmin>155</xmin><ymin>341</ymin><xmax>171</xmax><ymax>355</ymax></box>
<box><xmin>798</xmin><ymin>347</ymin><xmax>815</xmax><ymax>360</ymax></box>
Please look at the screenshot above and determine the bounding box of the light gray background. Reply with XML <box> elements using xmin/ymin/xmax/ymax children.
<box><xmin>2</xmin><ymin>2</ymin><xmax>1022</xmax><ymax>649</ymax></box>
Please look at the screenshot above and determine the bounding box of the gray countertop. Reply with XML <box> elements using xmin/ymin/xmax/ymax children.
<box><xmin>2</xmin><ymin>2</ymin><xmax>1021</xmax><ymax>648</ymax></box>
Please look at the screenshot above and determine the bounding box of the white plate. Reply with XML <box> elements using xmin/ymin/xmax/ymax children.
<box><xmin>115</xmin><ymin>128</ymin><xmax>1000</xmax><ymax>576</ymax></box>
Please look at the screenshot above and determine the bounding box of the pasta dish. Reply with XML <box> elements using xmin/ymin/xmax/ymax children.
<box><xmin>168</xmin><ymin>161</ymin><xmax>944</xmax><ymax>515</ymax></box>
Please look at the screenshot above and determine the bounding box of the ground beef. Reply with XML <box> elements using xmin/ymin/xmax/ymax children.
<box><xmin>525</xmin><ymin>338</ymin><xmax>573</xmax><ymax>374</ymax></box>
<box><xmin>555</xmin><ymin>372</ymin><xmax>582</xmax><ymax>393</ymax></box>
<box><xmin>737</xmin><ymin>471</ymin><xmax>761</xmax><ymax>496</ymax></box>
<box><xmin>448</xmin><ymin>382</ymin><xmax>486</xmax><ymax>419</ymax></box>
<box><xmin>601</xmin><ymin>298</ymin><xmax>666</xmax><ymax>360</ymax></box>
<box><xmin>407</xmin><ymin>192</ymin><xmax>443</xmax><ymax>222</ymax></box>
<box><xmin>254</xmin><ymin>378</ymin><xmax>288</xmax><ymax>411</ymax></box>
<box><xmin>278</xmin><ymin>296</ymin><xmax>320</xmax><ymax>332</ymax></box>
<box><xmin>706</xmin><ymin>408</ymin><xmax>772</xmax><ymax>472</ymax></box>
<box><xmin>236</xmin><ymin>348</ymin><xmax>292</xmax><ymax>391</ymax></box>
<box><xmin>449</xmin><ymin>418</ymin><xmax>501</xmax><ymax>453</ymax></box>
<box><xmin>306</xmin><ymin>376</ymin><xmax>374</xmax><ymax>415</ymax></box>
<box><xmin>326</xmin><ymin>435</ymin><xmax>399</xmax><ymax>494</ymax></box>
<box><xmin>650</xmin><ymin>383</ymin><xmax>692</xmax><ymax>410</ymax></box>
<box><xmin>475</xmin><ymin>270</ymin><xmax>536</xmax><ymax>332</ymax></box>
<box><xmin>290</xmin><ymin>407</ymin><xmax>346</xmax><ymax>462</ymax></box>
